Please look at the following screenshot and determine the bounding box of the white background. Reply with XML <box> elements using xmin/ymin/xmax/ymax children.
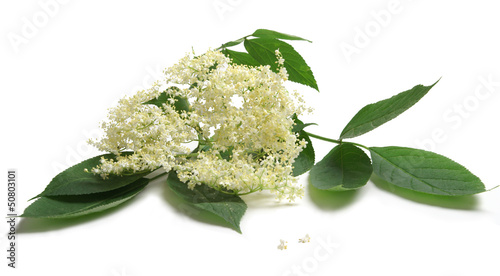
<box><xmin>1</xmin><ymin>1</ymin><xmax>500</xmax><ymax>275</ymax></box>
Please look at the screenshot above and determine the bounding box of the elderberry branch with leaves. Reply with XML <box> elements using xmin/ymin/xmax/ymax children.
<box><xmin>20</xmin><ymin>29</ymin><xmax>489</xmax><ymax>233</ymax></box>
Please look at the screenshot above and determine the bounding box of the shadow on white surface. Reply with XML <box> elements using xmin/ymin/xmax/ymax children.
<box><xmin>371</xmin><ymin>174</ymin><xmax>479</xmax><ymax>210</ymax></box>
<box><xmin>16</xmin><ymin>194</ymin><xmax>140</xmax><ymax>234</ymax></box>
<box><xmin>307</xmin><ymin>184</ymin><xmax>361</xmax><ymax>210</ymax></box>
<box><xmin>241</xmin><ymin>191</ymin><xmax>299</xmax><ymax>208</ymax></box>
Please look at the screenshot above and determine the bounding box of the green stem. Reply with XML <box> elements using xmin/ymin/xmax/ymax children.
<box><xmin>345</xmin><ymin>141</ymin><xmax>369</xmax><ymax>150</ymax></box>
<box><xmin>236</xmin><ymin>188</ymin><xmax>263</xmax><ymax>196</ymax></box>
<box><xmin>305</xmin><ymin>132</ymin><xmax>342</xmax><ymax>144</ymax></box>
<box><xmin>216</xmin><ymin>35</ymin><xmax>250</xmax><ymax>50</ymax></box>
<box><xmin>304</xmin><ymin>131</ymin><xmax>369</xmax><ymax>150</ymax></box>
<box><xmin>176</xmin><ymin>153</ymin><xmax>200</xmax><ymax>158</ymax></box>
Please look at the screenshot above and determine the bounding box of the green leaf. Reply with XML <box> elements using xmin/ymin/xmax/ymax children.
<box><xmin>291</xmin><ymin>113</ymin><xmax>317</xmax><ymax>133</ymax></box>
<box><xmin>21</xmin><ymin>178</ymin><xmax>149</xmax><ymax>218</ymax></box>
<box><xmin>293</xmin><ymin>123</ymin><xmax>317</xmax><ymax>133</ymax></box>
<box><xmin>167</xmin><ymin>172</ymin><xmax>247</xmax><ymax>233</ymax></box>
<box><xmin>369</xmin><ymin>146</ymin><xmax>485</xmax><ymax>196</ymax></box>
<box><xmin>251</xmin><ymin>29</ymin><xmax>312</xmax><ymax>43</ymax></box>
<box><xmin>339</xmin><ymin>80</ymin><xmax>439</xmax><ymax>139</ymax></box>
<box><xmin>143</xmin><ymin>87</ymin><xmax>190</xmax><ymax>113</ymax></box>
<box><xmin>244</xmin><ymin>38</ymin><xmax>319</xmax><ymax>91</ymax></box>
<box><xmin>292</xmin><ymin>132</ymin><xmax>314</xmax><ymax>177</ymax></box>
<box><xmin>310</xmin><ymin>144</ymin><xmax>372</xmax><ymax>191</ymax></box>
<box><xmin>219</xmin><ymin>146</ymin><xmax>234</xmax><ymax>161</ymax></box>
<box><xmin>34</xmin><ymin>153</ymin><xmax>150</xmax><ymax>198</ymax></box>
<box><xmin>221</xmin><ymin>48</ymin><xmax>261</xmax><ymax>67</ymax></box>
<box><xmin>219</xmin><ymin>29</ymin><xmax>310</xmax><ymax>49</ymax></box>
<box><xmin>292</xmin><ymin>116</ymin><xmax>315</xmax><ymax>176</ymax></box>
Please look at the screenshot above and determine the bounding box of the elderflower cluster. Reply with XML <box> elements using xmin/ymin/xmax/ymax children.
<box><xmin>88</xmin><ymin>49</ymin><xmax>311</xmax><ymax>201</ymax></box>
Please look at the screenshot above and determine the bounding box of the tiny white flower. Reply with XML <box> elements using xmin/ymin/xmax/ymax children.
<box><xmin>298</xmin><ymin>234</ymin><xmax>311</xmax><ymax>243</ymax></box>
<box><xmin>278</xmin><ymin>239</ymin><xmax>288</xmax><ymax>250</ymax></box>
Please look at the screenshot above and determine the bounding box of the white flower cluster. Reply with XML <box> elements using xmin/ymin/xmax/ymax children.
<box><xmin>278</xmin><ymin>239</ymin><xmax>288</xmax><ymax>250</ymax></box>
<box><xmin>89</xmin><ymin>49</ymin><xmax>310</xmax><ymax>201</ymax></box>
<box><xmin>298</xmin><ymin>234</ymin><xmax>311</xmax><ymax>243</ymax></box>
